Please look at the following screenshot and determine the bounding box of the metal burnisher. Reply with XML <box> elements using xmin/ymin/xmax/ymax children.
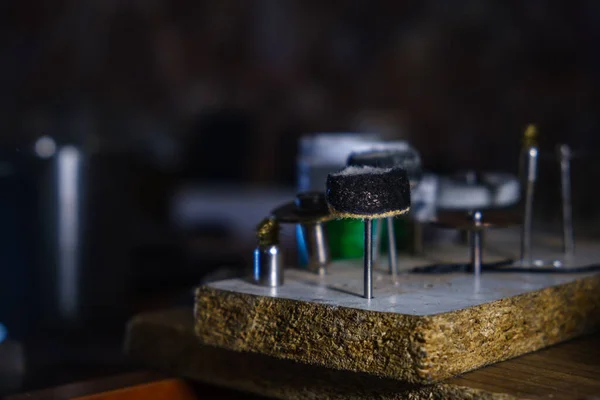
<box><xmin>253</xmin><ymin>218</ymin><xmax>284</xmax><ymax>287</ymax></box>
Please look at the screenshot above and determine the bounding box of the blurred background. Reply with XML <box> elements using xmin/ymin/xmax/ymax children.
<box><xmin>1</xmin><ymin>0</ymin><xmax>600</xmax><ymax>395</ymax></box>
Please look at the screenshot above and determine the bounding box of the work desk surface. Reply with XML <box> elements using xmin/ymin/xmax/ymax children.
<box><xmin>450</xmin><ymin>332</ymin><xmax>600</xmax><ymax>399</ymax></box>
<box><xmin>10</xmin><ymin>309</ymin><xmax>599</xmax><ymax>400</ymax></box>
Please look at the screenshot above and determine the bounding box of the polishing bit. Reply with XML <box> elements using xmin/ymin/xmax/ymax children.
<box><xmin>326</xmin><ymin>166</ymin><xmax>411</xmax><ymax>298</ymax></box>
<box><xmin>347</xmin><ymin>149</ymin><xmax>421</xmax><ymax>276</ymax></box>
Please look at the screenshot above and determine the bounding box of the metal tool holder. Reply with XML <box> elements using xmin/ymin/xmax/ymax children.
<box><xmin>251</xmin><ymin>126</ymin><xmax>587</xmax><ymax>298</ymax></box>
<box><xmin>253</xmin><ymin>192</ymin><xmax>334</xmax><ymax>287</ymax></box>
<box><xmin>189</xmin><ymin>129</ymin><xmax>600</xmax><ymax>391</ymax></box>
<box><xmin>514</xmin><ymin>125</ymin><xmax>577</xmax><ymax>269</ymax></box>
<box><xmin>429</xmin><ymin>209</ymin><xmax>521</xmax><ymax>280</ymax></box>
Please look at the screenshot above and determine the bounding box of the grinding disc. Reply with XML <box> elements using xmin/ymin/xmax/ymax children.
<box><xmin>326</xmin><ymin>166</ymin><xmax>411</xmax><ymax>219</ymax></box>
<box><xmin>430</xmin><ymin>209</ymin><xmax>521</xmax><ymax>231</ymax></box>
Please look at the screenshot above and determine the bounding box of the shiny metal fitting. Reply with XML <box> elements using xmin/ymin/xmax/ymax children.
<box><xmin>557</xmin><ymin>144</ymin><xmax>574</xmax><ymax>258</ymax></box>
<box><xmin>253</xmin><ymin>245</ymin><xmax>284</xmax><ymax>287</ymax></box>
<box><xmin>300</xmin><ymin>222</ymin><xmax>330</xmax><ymax>275</ymax></box>
<box><xmin>520</xmin><ymin>146</ymin><xmax>538</xmax><ymax>265</ymax></box>
<box><xmin>470</xmin><ymin>211</ymin><xmax>483</xmax><ymax>279</ymax></box>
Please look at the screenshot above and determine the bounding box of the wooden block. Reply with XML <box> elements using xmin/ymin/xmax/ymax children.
<box><xmin>194</xmin><ymin>265</ymin><xmax>600</xmax><ymax>384</ymax></box>
<box><xmin>124</xmin><ymin>309</ymin><xmax>506</xmax><ymax>399</ymax></box>
<box><xmin>125</xmin><ymin>308</ymin><xmax>600</xmax><ymax>400</ymax></box>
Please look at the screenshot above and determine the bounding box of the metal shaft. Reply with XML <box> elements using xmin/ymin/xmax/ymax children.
<box><xmin>364</xmin><ymin>219</ymin><xmax>374</xmax><ymax>299</ymax></box>
<box><xmin>301</xmin><ymin>222</ymin><xmax>330</xmax><ymax>275</ymax></box>
<box><xmin>386</xmin><ymin>217</ymin><xmax>398</xmax><ymax>276</ymax></box>
<box><xmin>471</xmin><ymin>211</ymin><xmax>483</xmax><ymax>279</ymax></box>
<box><xmin>410</xmin><ymin>221</ymin><xmax>424</xmax><ymax>256</ymax></box>
<box><xmin>372</xmin><ymin>218</ymin><xmax>383</xmax><ymax>264</ymax></box>
<box><xmin>520</xmin><ymin>147</ymin><xmax>538</xmax><ymax>265</ymax></box>
<box><xmin>558</xmin><ymin>144</ymin><xmax>574</xmax><ymax>258</ymax></box>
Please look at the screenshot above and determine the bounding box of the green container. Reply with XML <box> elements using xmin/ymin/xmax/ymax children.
<box><xmin>327</xmin><ymin>219</ymin><xmax>368</xmax><ymax>259</ymax></box>
<box><xmin>326</xmin><ymin>218</ymin><xmax>409</xmax><ymax>260</ymax></box>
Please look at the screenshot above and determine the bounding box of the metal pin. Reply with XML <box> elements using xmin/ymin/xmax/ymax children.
<box><xmin>471</xmin><ymin>211</ymin><xmax>483</xmax><ymax>279</ymax></box>
<box><xmin>373</xmin><ymin>218</ymin><xmax>383</xmax><ymax>264</ymax></box>
<box><xmin>386</xmin><ymin>217</ymin><xmax>398</xmax><ymax>277</ymax></box>
<box><xmin>364</xmin><ymin>219</ymin><xmax>374</xmax><ymax>299</ymax></box>
<box><xmin>558</xmin><ymin>144</ymin><xmax>574</xmax><ymax>258</ymax></box>
<box><xmin>253</xmin><ymin>245</ymin><xmax>283</xmax><ymax>287</ymax></box>
<box><xmin>410</xmin><ymin>220</ymin><xmax>424</xmax><ymax>256</ymax></box>
<box><xmin>520</xmin><ymin>147</ymin><xmax>538</xmax><ymax>265</ymax></box>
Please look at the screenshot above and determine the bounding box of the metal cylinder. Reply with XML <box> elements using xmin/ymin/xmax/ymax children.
<box><xmin>386</xmin><ymin>217</ymin><xmax>398</xmax><ymax>276</ymax></box>
<box><xmin>520</xmin><ymin>147</ymin><xmax>538</xmax><ymax>265</ymax></box>
<box><xmin>39</xmin><ymin>143</ymin><xmax>88</xmax><ymax>326</ymax></box>
<box><xmin>253</xmin><ymin>245</ymin><xmax>284</xmax><ymax>287</ymax></box>
<box><xmin>558</xmin><ymin>144</ymin><xmax>574</xmax><ymax>258</ymax></box>
<box><xmin>372</xmin><ymin>218</ymin><xmax>383</xmax><ymax>264</ymax></box>
<box><xmin>409</xmin><ymin>220</ymin><xmax>424</xmax><ymax>256</ymax></box>
<box><xmin>470</xmin><ymin>211</ymin><xmax>483</xmax><ymax>279</ymax></box>
<box><xmin>300</xmin><ymin>222</ymin><xmax>330</xmax><ymax>275</ymax></box>
<box><xmin>364</xmin><ymin>219</ymin><xmax>374</xmax><ymax>299</ymax></box>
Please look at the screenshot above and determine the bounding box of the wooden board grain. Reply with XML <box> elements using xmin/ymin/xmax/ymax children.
<box><xmin>194</xmin><ymin>268</ymin><xmax>600</xmax><ymax>383</ymax></box>
<box><xmin>448</xmin><ymin>337</ymin><xmax>600</xmax><ymax>400</ymax></box>
<box><xmin>124</xmin><ymin>308</ymin><xmax>600</xmax><ymax>400</ymax></box>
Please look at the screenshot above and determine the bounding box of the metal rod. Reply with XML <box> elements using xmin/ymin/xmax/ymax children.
<box><xmin>364</xmin><ymin>219</ymin><xmax>374</xmax><ymax>299</ymax></box>
<box><xmin>520</xmin><ymin>147</ymin><xmax>538</xmax><ymax>265</ymax></box>
<box><xmin>313</xmin><ymin>222</ymin><xmax>329</xmax><ymax>275</ymax></box>
<box><xmin>410</xmin><ymin>221</ymin><xmax>424</xmax><ymax>256</ymax></box>
<box><xmin>386</xmin><ymin>217</ymin><xmax>398</xmax><ymax>276</ymax></box>
<box><xmin>558</xmin><ymin>144</ymin><xmax>575</xmax><ymax>258</ymax></box>
<box><xmin>471</xmin><ymin>211</ymin><xmax>483</xmax><ymax>279</ymax></box>
<box><xmin>372</xmin><ymin>218</ymin><xmax>383</xmax><ymax>264</ymax></box>
<box><xmin>301</xmin><ymin>222</ymin><xmax>330</xmax><ymax>275</ymax></box>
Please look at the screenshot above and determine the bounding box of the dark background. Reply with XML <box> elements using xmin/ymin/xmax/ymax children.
<box><xmin>3</xmin><ymin>1</ymin><xmax>600</xmax><ymax>175</ymax></box>
<box><xmin>3</xmin><ymin>1</ymin><xmax>600</xmax><ymax>215</ymax></box>
<box><xmin>1</xmin><ymin>0</ymin><xmax>599</xmax><ymax>394</ymax></box>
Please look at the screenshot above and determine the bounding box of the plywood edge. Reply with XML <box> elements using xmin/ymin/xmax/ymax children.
<box><xmin>423</xmin><ymin>274</ymin><xmax>600</xmax><ymax>381</ymax></box>
<box><xmin>194</xmin><ymin>286</ymin><xmax>428</xmax><ymax>383</ymax></box>
<box><xmin>126</xmin><ymin>308</ymin><xmax>520</xmax><ymax>400</ymax></box>
<box><xmin>194</xmin><ymin>273</ymin><xmax>600</xmax><ymax>384</ymax></box>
